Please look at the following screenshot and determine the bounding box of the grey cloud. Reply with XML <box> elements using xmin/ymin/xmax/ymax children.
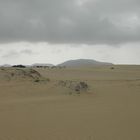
<box><xmin>2</xmin><ymin>50</ymin><xmax>19</xmax><ymax>58</ymax></box>
<box><xmin>0</xmin><ymin>0</ymin><xmax>140</xmax><ymax>44</ymax></box>
<box><xmin>2</xmin><ymin>49</ymin><xmax>33</xmax><ymax>58</ymax></box>
<box><xmin>20</xmin><ymin>49</ymin><xmax>33</xmax><ymax>54</ymax></box>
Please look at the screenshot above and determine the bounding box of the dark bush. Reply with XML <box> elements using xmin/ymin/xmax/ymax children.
<box><xmin>110</xmin><ymin>67</ymin><xmax>114</xmax><ymax>69</ymax></box>
<box><xmin>12</xmin><ymin>65</ymin><xmax>26</xmax><ymax>68</ymax></box>
<box><xmin>34</xmin><ymin>79</ymin><xmax>40</xmax><ymax>82</ymax></box>
<box><xmin>79</xmin><ymin>82</ymin><xmax>88</xmax><ymax>89</ymax></box>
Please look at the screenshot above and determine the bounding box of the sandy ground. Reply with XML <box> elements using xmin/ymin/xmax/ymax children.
<box><xmin>0</xmin><ymin>65</ymin><xmax>140</xmax><ymax>140</ymax></box>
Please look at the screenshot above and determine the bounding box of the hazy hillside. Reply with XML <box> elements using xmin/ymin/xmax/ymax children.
<box><xmin>58</xmin><ymin>59</ymin><xmax>113</xmax><ymax>67</ymax></box>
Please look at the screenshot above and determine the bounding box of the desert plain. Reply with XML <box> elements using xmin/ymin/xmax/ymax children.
<box><xmin>0</xmin><ymin>65</ymin><xmax>140</xmax><ymax>140</ymax></box>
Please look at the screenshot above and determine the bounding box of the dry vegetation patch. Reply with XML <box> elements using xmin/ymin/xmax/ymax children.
<box><xmin>0</xmin><ymin>67</ymin><xmax>90</xmax><ymax>95</ymax></box>
<box><xmin>0</xmin><ymin>68</ymin><xmax>44</xmax><ymax>82</ymax></box>
<box><xmin>57</xmin><ymin>80</ymin><xmax>89</xmax><ymax>94</ymax></box>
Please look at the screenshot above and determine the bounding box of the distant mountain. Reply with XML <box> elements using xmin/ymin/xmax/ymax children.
<box><xmin>32</xmin><ymin>63</ymin><xmax>54</xmax><ymax>67</ymax></box>
<box><xmin>58</xmin><ymin>59</ymin><xmax>113</xmax><ymax>67</ymax></box>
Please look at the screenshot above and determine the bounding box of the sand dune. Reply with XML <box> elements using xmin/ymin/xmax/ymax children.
<box><xmin>0</xmin><ymin>65</ymin><xmax>140</xmax><ymax>140</ymax></box>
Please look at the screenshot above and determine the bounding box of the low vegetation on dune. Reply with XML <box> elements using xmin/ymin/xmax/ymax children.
<box><xmin>0</xmin><ymin>68</ymin><xmax>43</xmax><ymax>81</ymax></box>
<box><xmin>58</xmin><ymin>80</ymin><xmax>89</xmax><ymax>94</ymax></box>
<box><xmin>0</xmin><ymin>67</ymin><xmax>89</xmax><ymax>95</ymax></box>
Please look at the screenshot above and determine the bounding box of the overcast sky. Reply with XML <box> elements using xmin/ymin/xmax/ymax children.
<box><xmin>0</xmin><ymin>0</ymin><xmax>140</xmax><ymax>65</ymax></box>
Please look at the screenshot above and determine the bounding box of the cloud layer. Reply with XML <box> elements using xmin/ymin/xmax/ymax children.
<box><xmin>1</xmin><ymin>42</ymin><xmax>140</xmax><ymax>65</ymax></box>
<box><xmin>0</xmin><ymin>0</ymin><xmax>140</xmax><ymax>44</ymax></box>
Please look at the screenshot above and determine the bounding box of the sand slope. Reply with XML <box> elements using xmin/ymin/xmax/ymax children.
<box><xmin>0</xmin><ymin>65</ymin><xmax>140</xmax><ymax>140</ymax></box>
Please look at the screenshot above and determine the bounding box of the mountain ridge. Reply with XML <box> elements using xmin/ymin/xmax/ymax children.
<box><xmin>58</xmin><ymin>59</ymin><xmax>113</xmax><ymax>67</ymax></box>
